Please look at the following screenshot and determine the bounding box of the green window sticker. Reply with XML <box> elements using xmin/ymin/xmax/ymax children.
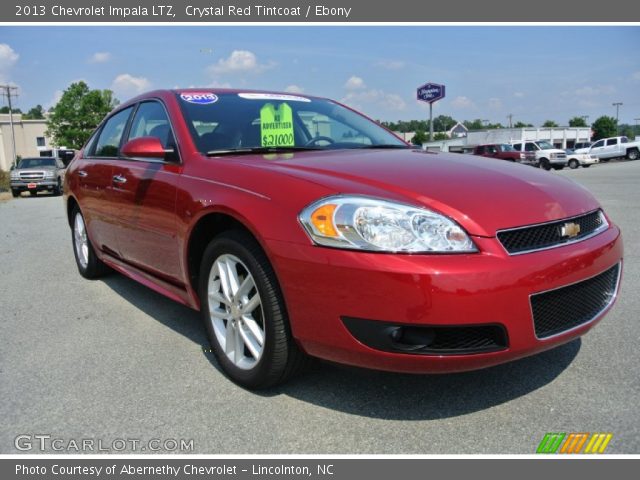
<box><xmin>260</xmin><ymin>103</ymin><xmax>295</xmax><ymax>147</ymax></box>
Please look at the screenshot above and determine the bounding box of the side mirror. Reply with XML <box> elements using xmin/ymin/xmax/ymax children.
<box><xmin>121</xmin><ymin>137</ymin><xmax>173</xmax><ymax>160</ymax></box>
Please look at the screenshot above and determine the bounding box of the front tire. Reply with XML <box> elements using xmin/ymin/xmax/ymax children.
<box><xmin>568</xmin><ymin>159</ymin><xmax>579</xmax><ymax>169</ymax></box>
<box><xmin>11</xmin><ymin>189</ymin><xmax>19</xmax><ymax>198</ymax></box>
<box><xmin>53</xmin><ymin>178</ymin><xmax>63</xmax><ymax>196</ymax></box>
<box><xmin>71</xmin><ymin>206</ymin><xmax>109</xmax><ymax>279</ymax></box>
<box><xmin>199</xmin><ymin>230</ymin><xmax>307</xmax><ymax>389</ymax></box>
<box><xmin>539</xmin><ymin>158</ymin><xmax>551</xmax><ymax>170</ymax></box>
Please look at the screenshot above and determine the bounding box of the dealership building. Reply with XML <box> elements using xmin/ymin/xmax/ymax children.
<box><xmin>421</xmin><ymin>126</ymin><xmax>592</xmax><ymax>152</ymax></box>
<box><xmin>0</xmin><ymin>114</ymin><xmax>52</xmax><ymax>171</ymax></box>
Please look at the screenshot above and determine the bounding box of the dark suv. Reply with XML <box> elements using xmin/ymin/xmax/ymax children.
<box><xmin>10</xmin><ymin>157</ymin><xmax>66</xmax><ymax>197</ymax></box>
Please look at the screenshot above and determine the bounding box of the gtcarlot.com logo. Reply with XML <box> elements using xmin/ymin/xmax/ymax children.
<box><xmin>14</xmin><ymin>435</ymin><xmax>194</xmax><ymax>452</ymax></box>
<box><xmin>536</xmin><ymin>432</ymin><xmax>613</xmax><ymax>454</ymax></box>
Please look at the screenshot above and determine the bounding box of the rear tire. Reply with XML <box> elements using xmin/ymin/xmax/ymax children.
<box><xmin>199</xmin><ymin>230</ymin><xmax>308</xmax><ymax>389</ymax></box>
<box><xmin>627</xmin><ymin>149</ymin><xmax>639</xmax><ymax>161</ymax></box>
<box><xmin>29</xmin><ymin>190</ymin><xmax>37</xmax><ymax>196</ymax></box>
<box><xmin>569</xmin><ymin>159</ymin><xmax>579</xmax><ymax>169</ymax></box>
<box><xmin>71</xmin><ymin>206</ymin><xmax>109</xmax><ymax>279</ymax></box>
<box><xmin>11</xmin><ymin>189</ymin><xmax>19</xmax><ymax>198</ymax></box>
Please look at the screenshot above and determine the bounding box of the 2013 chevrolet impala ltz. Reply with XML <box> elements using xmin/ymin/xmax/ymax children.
<box><xmin>64</xmin><ymin>90</ymin><xmax>623</xmax><ymax>389</ymax></box>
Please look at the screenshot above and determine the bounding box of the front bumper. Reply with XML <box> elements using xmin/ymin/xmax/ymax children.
<box><xmin>10</xmin><ymin>180</ymin><xmax>58</xmax><ymax>192</ymax></box>
<box><xmin>267</xmin><ymin>225</ymin><xmax>623</xmax><ymax>373</ymax></box>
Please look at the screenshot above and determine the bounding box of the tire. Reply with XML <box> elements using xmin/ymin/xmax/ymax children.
<box><xmin>29</xmin><ymin>190</ymin><xmax>37</xmax><ymax>196</ymax></box>
<box><xmin>627</xmin><ymin>149</ymin><xmax>639</xmax><ymax>161</ymax></box>
<box><xmin>569</xmin><ymin>159</ymin><xmax>579</xmax><ymax>169</ymax></box>
<box><xmin>199</xmin><ymin>230</ymin><xmax>308</xmax><ymax>389</ymax></box>
<box><xmin>53</xmin><ymin>178</ymin><xmax>63</xmax><ymax>196</ymax></box>
<box><xmin>552</xmin><ymin>165</ymin><xmax>564</xmax><ymax>170</ymax></box>
<box><xmin>582</xmin><ymin>165</ymin><xmax>591</xmax><ymax>168</ymax></box>
<box><xmin>71</xmin><ymin>206</ymin><xmax>109</xmax><ymax>279</ymax></box>
<box><xmin>539</xmin><ymin>158</ymin><xmax>551</xmax><ymax>170</ymax></box>
<box><xmin>11</xmin><ymin>189</ymin><xmax>19</xmax><ymax>198</ymax></box>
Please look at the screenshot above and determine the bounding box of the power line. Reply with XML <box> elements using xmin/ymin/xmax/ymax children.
<box><xmin>0</xmin><ymin>84</ymin><xmax>19</xmax><ymax>168</ymax></box>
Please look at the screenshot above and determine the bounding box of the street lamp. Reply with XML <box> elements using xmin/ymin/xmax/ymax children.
<box><xmin>612</xmin><ymin>102</ymin><xmax>623</xmax><ymax>127</ymax></box>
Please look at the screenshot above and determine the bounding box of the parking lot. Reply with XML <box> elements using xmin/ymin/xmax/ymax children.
<box><xmin>1</xmin><ymin>160</ymin><xmax>638</xmax><ymax>454</ymax></box>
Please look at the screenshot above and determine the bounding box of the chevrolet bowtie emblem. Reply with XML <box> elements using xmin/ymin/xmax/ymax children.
<box><xmin>560</xmin><ymin>222</ymin><xmax>581</xmax><ymax>238</ymax></box>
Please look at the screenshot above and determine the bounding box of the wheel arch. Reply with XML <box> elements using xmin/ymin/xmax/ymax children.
<box><xmin>185</xmin><ymin>208</ymin><xmax>273</xmax><ymax>301</ymax></box>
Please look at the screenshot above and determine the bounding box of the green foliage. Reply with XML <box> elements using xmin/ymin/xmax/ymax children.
<box><xmin>542</xmin><ymin>120</ymin><xmax>559</xmax><ymax>127</ymax></box>
<box><xmin>411</xmin><ymin>130</ymin><xmax>428</xmax><ymax>145</ymax></box>
<box><xmin>433</xmin><ymin>115</ymin><xmax>456</xmax><ymax>132</ymax></box>
<box><xmin>568</xmin><ymin>116</ymin><xmax>588</xmax><ymax>127</ymax></box>
<box><xmin>513</xmin><ymin>121</ymin><xmax>534</xmax><ymax>128</ymax></box>
<box><xmin>22</xmin><ymin>105</ymin><xmax>45</xmax><ymax>120</ymax></box>
<box><xmin>0</xmin><ymin>106</ymin><xmax>22</xmax><ymax>114</ymax></box>
<box><xmin>464</xmin><ymin>119</ymin><xmax>484</xmax><ymax>130</ymax></box>
<box><xmin>433</xmin><ymin>132</ymin><xmax>449</xmax><ymax>141</ymax></box>
<box><xmin>46</xmin><ymin>81</ymin><xmax>119</xmax><ymax>149</ymax></box>
<box><xmin>591</xmin><ymin>116</ymin><xmax>618</xmax><ymax>140</ymax></box>
<box><xmin>0</xmin><ymin>170</ymin><xmax>10</xmax><ymax>192</ymax></box>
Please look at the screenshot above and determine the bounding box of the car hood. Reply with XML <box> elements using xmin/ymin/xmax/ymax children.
<box><xmin>16</xmin><ymin>166</ymin><xmax>57</xmax><ymax>172</ymax></box>
<box><xmin>249</xmin><ymin>149</ymin><xmax>600</xmax><ymax>237</ymax></box>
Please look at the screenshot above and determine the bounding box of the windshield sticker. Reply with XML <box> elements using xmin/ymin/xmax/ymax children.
<box><xmin>239</xmin><ymin>93</ymin><xmax>311</xmax><ymax>103</ymax></box>
<box><xmin>180</xmin><ymin>92</ymin><xmax>218</xmax><ymax>105</ymax></box>
<box><xmin>260</xmin><ymin>103</ymin><xmax>295</xmax><ymax>147</ymax></box>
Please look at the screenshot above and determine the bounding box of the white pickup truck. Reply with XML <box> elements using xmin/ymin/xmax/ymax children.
<box><xmin>575</xmin><ymin>136</ymin><xmax>640</xmax><ymax>161</ymax></box>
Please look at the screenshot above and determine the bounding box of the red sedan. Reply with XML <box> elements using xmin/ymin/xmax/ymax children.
<box><xmin>64</xmin><ymin>89</ymin><xmax>623</xmax><ymax>389</ymax></box>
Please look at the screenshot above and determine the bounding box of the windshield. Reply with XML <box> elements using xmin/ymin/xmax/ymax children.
<box><xmin>500</xmin><ymin>144</ymin><xmax>516</xmax><ymax>152</ymax></box>
<box><xmin>176</xmin><ymin>92</ymin><xmax>408</xmax><ymax>154</ymax></box>
<box><xmin>18</xmin><ymin>158</ymin><xmax>56</xmax><ymax>168</ymax></box>
<box><xmin>537</xmin><ymin>141</ymin><xmax>555</xmax><ymax>150</ymax></box>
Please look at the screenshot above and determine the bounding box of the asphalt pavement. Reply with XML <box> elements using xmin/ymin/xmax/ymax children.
<box><xmin>1</xmin><ymin>160</ymin><xmax>638</xmax><ymax>454</ymax></box>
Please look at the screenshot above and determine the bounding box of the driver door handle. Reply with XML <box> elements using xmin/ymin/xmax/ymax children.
<box><xmin>112</xmin><ymin>174</ymin><xmax>127</xmax><ymax>184</ymax></box>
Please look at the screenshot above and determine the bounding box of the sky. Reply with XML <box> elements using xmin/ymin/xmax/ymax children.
<box><xmin>1</xmin><ymin>26</ymin><xmax>640</xmax><ymax>126</ymax></box>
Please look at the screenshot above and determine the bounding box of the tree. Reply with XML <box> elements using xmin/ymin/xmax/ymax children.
<box><xmin>514</xmin><ymin>121</ymin><xmax>533</xmax><ymax>128</ymax></box>
<box><xmin>22</xmin><ymin>105</ymin><xmax>45</xmax><ymax>120</ymax></box>
<box><xmin>411</xmin><ymin>130</ymin><xmax>427</xmax><ymax>145</ymax></box>
<box><xmin>46</xmin><ymin>81</ymin><xmax>119</xmax><ymax>149</ymax></box>
<box><xmin>433</xmin><ymin>115</ymin><xmax>456</xmax><ymax>133</ymax></box>
<box><xmin>568</xmin><ymin>116</ymin><xmax>588</xmax><ymax>127</ymax></box>
<box><xmin>542</xmin><ymin>120</ymin><xmax>558</xmax><ymax>127</ymax></box>
<box><xmin>0</xmin><ymin>106</ymin><xmax>22</xmax><ymax>114</ymax></box>
<box><xmin>591</xmin><ymin>116</ymin><xmax>618</xmax><ymax>140</ymax></box>
<box><xmin>463</xmin><ymin>119</ymin><xmax>484</xmax><ymax>130</ymax></box>
<box><xmin>433</xmin><ymin>132</ymin><xmax>449</xmax><ymax>141</ymax></box>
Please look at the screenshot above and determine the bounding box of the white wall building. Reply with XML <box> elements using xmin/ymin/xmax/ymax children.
<box><xmin>0</xmin><ymin>114</ymin><xmax>51</xmax><ymax>171</ymax></box>
<box><xmin>423</xmin><ymin>127</ymin><xmax>592</xmax><ymax>152</ymax></box>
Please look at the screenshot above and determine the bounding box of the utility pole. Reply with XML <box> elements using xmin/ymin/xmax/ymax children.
<box><xmin>0</xmin><ymin>85</ymin><xmax>19</xmax><ymax>168</ymax></box>
<box><xmin>581</xmin><ymin>115</ymin><xmax>589</xmax><ymax>124</ymax></box>
<box><xmin>612</xmin><ymin>102</ymin><xmax>623</xmax><ymax>132</ymax></box>
<box><xmin>507</xmin><ymin>114</ymin><xmax>513</xmax><ymax>128</ymax></box>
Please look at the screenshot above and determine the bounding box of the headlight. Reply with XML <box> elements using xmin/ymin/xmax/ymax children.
<box><xmin>10</xmin><ymin>171</ymin><xmax>19</xmax><ymax>179</ymax></box>
<box><xmin>299</xmin><ymin>196</ymin><xmax>477</xmax><ymax>253</ymax></box>
<box><xmin>44</xmin><ymin>171</ymin><xmax>55</xmax><ymax>178</ymax></box>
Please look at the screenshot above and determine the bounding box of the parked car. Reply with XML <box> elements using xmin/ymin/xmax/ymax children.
<box><xmin>10</xmin><ymin>157</ymin><xmax>66</xmax><ymax>197</ymax></box>
<box><xmin>511</xmin><ymin>140</ymin><xmax>568</xmax><ymax>170</ymax></box>
<box><xmin>64</xmin><ymin>89</ymin><xmax>623</xmax><ymax>389</ymax></box>
<box><xmin>473</xmin><ymin>143</ymin><xmax>537</xmax><ymax>166</ymax></box>
<box><xmin>565</xmin><ymin>149</ymin><xmax>599</xmax><ymax>169</ymax></box>
<box><xmin>575</xmin><ymin>136</ymin><xmax>640</xmax><ymax>161</ymax></box>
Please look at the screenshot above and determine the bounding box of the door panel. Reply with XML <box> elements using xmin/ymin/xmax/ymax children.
<box><xmin>110</xmin><ymin>160</ymin><xmax>181</xmax><ymax>283</ymax></box>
